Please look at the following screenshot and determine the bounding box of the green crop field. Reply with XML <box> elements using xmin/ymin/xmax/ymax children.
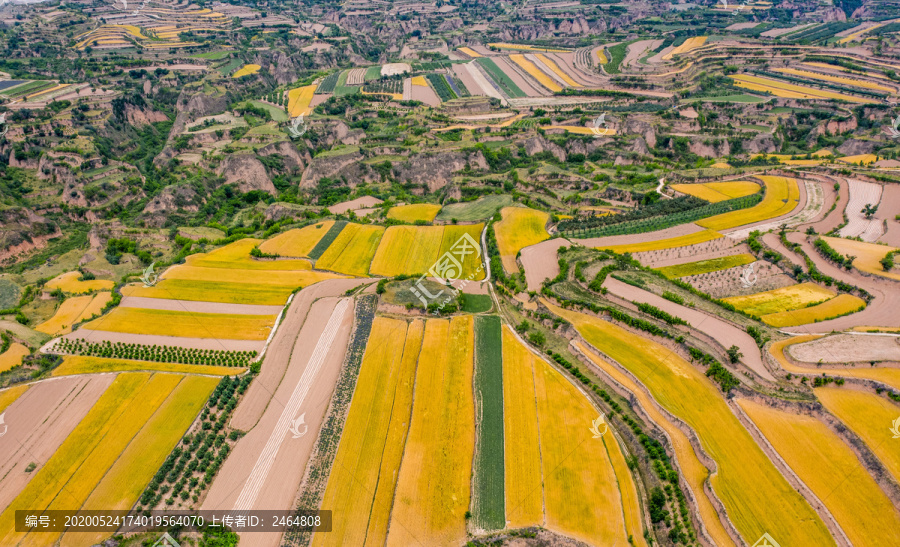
<box><xmin>364</xmin><ymin>66</ymin><xmax>382</xmax><ymax>80</ymax></box>
<box><xmin>308</xmin><ymin>220</ymin><xmax>348</xmax><ymax>259</ymax></box>
<box><xmin>472</xmin><ymin>315</ymin><xmax>505</xmax><ymax>531</ymax></box>
<box><xmin>461</xmin><ymin>293</ymin><xmax>493</xmax><ymax>313</ymax></box>
<box><xmin>315</xmin><ymin>72</ymin><xmax>340</xmax><ymax>94</ymax></box>
<box><xmin>248</xmin><ymin>100</ymin><xmax>288</xmax><ymax>122</ymax></box>
<box><xmin>0</xmin><ymin>279</ymin><xmax>21</xmax><ymax>310</ymax></box>
<box><xmin>1</xmin><ymin>80</ymin><xmax>54</xmax><ymax>98</ymax></box>
<box><xmin>332</xmin><ymin>71</ymin><xmax>360</xmax><ymax>97</ymax></box>
<box><xmin>425</xmin><ymin>73</ymin><xmax>457</xmax><ymax>101</ymax></box>
<box><xmin>436</xmin><ymin>195</ymin><xmax>513</xmax><ymax>222</ymax></box>
<box><xmin>215</xmin><ymin>59</ymin><xmax>243</xmax><ymax>76</ymax></box>
<box><xmin>192</xmin><ymin>51</ymin><xmax>230</xmax><ymax>60</ymax></box>
<box><xmin>475</xmin><ymin>58</ymin><xmax>526</xmax><ymax>98</ymax></box>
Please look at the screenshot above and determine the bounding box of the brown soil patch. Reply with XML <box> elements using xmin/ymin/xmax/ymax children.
<box><xmin>63</xmin><ymin>329</ymin><xmax>266</xmax><ymax>353</ymax></box>
<box><xmin>119</xmin><ymin>296</ymin><xmax>283</xmax><ymax>316</ymax></box>
<box><xmin>231</xmin><ymin>278</ymin><xmax>375</xmax><ymax>431</ymax></box>
<box><xmin>761</xmin><ymin>233</ymin><xmax>805</xmax><ymax>271</ymax></box>
<box><xmin>685</xmin><ymin>260</ymin><xmax>794</xmax><ymax>299</ymax></box>
<box><xmin>875</xmin><ymin>183</ymin><xmax>900</xmax><ymax>247</ymax></box>
<box><xmin>0</xmin><ymin>374</ymin><xmax>114</xmax><ymax>511</ymax></box>
<box><xmin>520</xmin><ymin>238</ymin><xmax>571</xmax><ymax>291</ymax></box>
<box><xmin>604</xmin><ymin>277</ymin><xmax>774</xmax><ymax>381</ymax></box>
<box><xmin>803</xmin><ymin>177</ymin><xmax>847</xmax><ymax>234</ymax></box>
<box><xmin>327</xmin><ymin>196</ymin><xmax>383</xmax><ymax>215</ymax></box>
<box><xmin>203</xmin><ymin>297</ymin><xmax>354</xmax><ymax>547</ymax></box>
<box><xmin>579</xmin><ymin>223</ymin><xmax>704</xmax><ymax>249</ymax></box>
<box><xmin>636</xmin><ymin>238</ymin><xmax>747</xmax><ymax>269</ymax></box>
<box><xmin>410</xmin><ymin>83</ymin><xmax>440</xmax><ymax>106</ymax></box>
<box><xmin>789</xmin><ymin>333</ymin><xmax>900</xmax><ymax>363</ymax></box>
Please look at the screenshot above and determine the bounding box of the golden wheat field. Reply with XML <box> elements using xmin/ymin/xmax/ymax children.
<box><xmin>83</xmin><ymin>307</ymin><xmax>275</xmax><ymax>340</ymax></box>
<box><xmin>760</xmin><ymin>293</ymin><xmax>865</xmax><ymax>327</ymax></box>
<box><xmin>487</xmin><ymin>43</ymin><xmax>569</xmax><ymax>52</ymax></box>
<box><xmin>36</xmin><ymin>292</ymin><xmax>112</xmax><ymax>336</ymax></box>
<box><xmin>657</xmin><ymin>253</ymin><xmax>756</xmax><ymax>278</ymax></box>
<box><xmin>534</xmin><ymin>54</ymin><xmax>581</xmax><ymax>87</ymax></box>
<box><xmin>313</xmin><ymin>318</ymin><xmax>421</xmax><ymax>547</ymax></box>
<box><xmin>723</xmin><ymin>282</ymin><xmax>836</xmax><ymax>316</ymax></box>
<box><xmin>288</xmin><ymin>84</ymin><xmax>316</xmax><ymax>117</ymax></box>
<box><xmin>386</xmin><ymin>316</ymin><xmax>475</xmax><ymax>547</ymax></box>
<box><xmin>773</xmin><ymin>67</ymin><xmax>894</xmax><ymax>93</ymax></box>
<box><xmin>738</xmin><ymin>398</ymin><xmax>900</xmax><ymax>547</ymax></box>
<box><xmin>0</xmin><ymin>343</ymin><xmax>29</xmax><ymax>373</ymax></box>
<box><xmin>544</xmin><ymin>301</ymin><xmax>834</xmax><ymax>546</ymax></box>
<box><xmin>663</xmin><ymin>36</ymin><xmax>707</xmax><ymax>60</ymax></box>
<box><xmin>494</xmin><ymin>207</ymin><xmax>550</xmax><ymax>273</ymax></box>
<box><xmin>0</xmin><ymin>384</ymin><xmax>28</xmax><ymax>413</ymax></box>
<box><xmin>258</xmin><ymin>221</ymin><xmax>335</xmax><ymax>257</ymax></box>
<box><xmin>232</xmin><ymin>63</ymin><xmax>261</xmax><ymax>78</ymax></box>
<box><xmin>697</xmin><ymin>175</ymin><xmax>799</xmax><ymax>231</ymax></box>
<box><xmin>386</xmin><ymin>203</ymin><xmax>442</xmax><ymax>222</ymax></box>
<box><xmin>821</xmin><ymin>236</ymin><xmax>900</xmax><ymax>281</ymax></box>
<box><xmin>457</xmin><ymin>47</ymin><xmax>482</xmax><ymax>58</ymax></box>
<box><xmin>815</xmin><ymin>387</ymin><xmax>900</xmax><ymax>483</ymax></box>
<box><xmin>836</xmin><ymin>153</ymin><xmax>878</xmax><ymax>165</ymax></box>
<box><xmin>44</xmin><ymin>271</ymin><xmax>114</xmax><ymax>294</ymax></box>
<box><xmin>598</xmin><ymin>228</ymin><xmax>722</xmax><ymax>253</ymax></box>
<box><xmin>509</xmin><ymin>54</ymin><xmax>563</xmax><ymax>92</ymax></box>
<box><xmin>369</xmin><ymin>224</ymin><xmax>485</xmax><ymax>279</ymax></box>
<box><xmin>730</xmin><ymin>74</ymin><xmax>875</xmax><ymax>103</ymax></box>
<box><xmin>52</xmin><ymin>355</ymin><xmax>242</xmax><ymax>377</ymax></box>
<box><xmin>316</xmin><ymin>223</ymin><xmax>386</xmax><ymax>276</ymax></box>
<box><xmin>670</xmin><ymin>181</ymin><xmax>760</xmax><ymax>203</ymax></box>
<box><xmin>121</xmin><ymin>279</ymin><xmax>298</xmax><ymax>305</ymax></box>
<box><xmin>186</xmin><ymin>238</ymin><xmax>313</xmax><ymax>270</ymax></box>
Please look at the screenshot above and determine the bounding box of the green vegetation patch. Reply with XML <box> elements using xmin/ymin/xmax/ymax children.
<box><xmin>657</xmin><ymin>254</ymin><xmax>756</xmax><ymax>279</ymax></box>
<box><xmin>364</xmin><ymin>66</ymin><xmax>382</xmax><ymax>81</ymax></box>
<box><xmin>475</xmin><ymin>58</ymin><xmax>526</xmax><ymax>98</ymax></box>
<box><xmin>308</xmin><ymin>220</ymin><xmax>348</xmax><ymax>259</ymax></box>
<box><xmin>472</xmin><ymin>315</ymin><xmax>505</xmax><ymax>531</ymax></box>
<box><xmin>0</xmin><ymin>279</ymin><xmax>21</xmax><ymax>310</ymax></box>
<box><xmin>460</xmin><ymin>293</ymin><xmax>493</xmax><ymax>313</ymax></box>
<box><xmin>191</xmin><ymin>51</ymin><xmax>231</xmax><ymax>60</ymax></box>
<box><xmin>604</xmin><ymin>41</ymin><xmax>631</xmax><ymax>74</ymax></box>
<box><xmin>247</xmin><ymin>100</ymin><xmax>288</xmax><ymax>122</ymax></box>
<box><xmin>436</xmin><ymin>195</ymin><xmax>513</xmax><ymax>222</ymax></box>
<box><xmin>215</xmin><ymin>59</ymin><xmax>243</xmax><ymax>76</ymax></box>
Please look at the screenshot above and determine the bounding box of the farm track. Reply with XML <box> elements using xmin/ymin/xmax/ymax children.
<box><xmin>0</xmin><ymin>375</ymin><xmax>114</xmax><ymax>512</ymax></box>
<box><xmin>603</xmin><ymin>277</ymin><xmax>774</xmax><ymax>381</ymax></box>
<box><xmin>203</xmin><ymin>297</ymin><xmax>355</xmax><ymax>547</ymax></box>
<box><xmin>802</xmin><ymin>176</ymin><xmax>848</xmax><ymax>234</ymax></box>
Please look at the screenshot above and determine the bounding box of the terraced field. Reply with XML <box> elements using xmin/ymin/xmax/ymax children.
<box><xmin>83</xmin><ymin>307</ymin><xmax>276</xmax><ymax>340</ymax></box>
<box><xmin>822</xmin><ymin>236</ymin><xmax>899</xmax><ymax>281</ymax></box>
<box><xmin>36</xmin><ymin>292</ymin><xmax>112</xmax><ymax>336</ymax></box>
<box><xmin>494</xmin><ymin>207</ymin><xmax>550</xmax><ymax>273</ymax></box>
<box><xmin>730</xmin><ymin>74</ymin><xmax>876</xmax><ymax>103</ymax></box>
<box><xmin>722</xmin><ymin>282</ymin><xmax>836</xmax><ymax>316</ymax></box>
<box><xmin>386</xmin><ymin>203</ymin><xmax>442</xmax><ymax>222</ymax></box>
<box><xmin>316</xmin><ymin>223</ymin><xmax>386</xmax><ymax>276</ymax></box>
<box><xmin>369</xmin><ymin>224</ymin><xmax>484</xmax><ymax>279</ymax></box>
<box><xmin>598</xmin><ymin>228</ymin><xmax>722</xmax><ymax>253</ymax></box>
<box><xmin>45</xmin><ymin>271</ymin><xmax>114</xmax><ymax>294</ymax></box>
<box><xmin>697</xmin><ymin>175</ymin><xmax>799</xmax><ymax>231</ymax></box>
<box><xmin>760</xmin><ymin>293</ymin><xmax>865</xmax><ymax>327</ymax></box>
<box><xmin>670</xmin><ymin>181</ymin><xmax>760</xmax><ymax>203</ymax></box>
<box><xmin>657</xmin><ymin>254</ymin><xmax>756</xmax><ymax>278</ymax></box>
<box><xmin>258</xmin><ymin>221</ymin><xmax>335</xmax><ymax>257</ymax></box>
<box><xmin>509</xmin><ymin>54</ymin><xmax>562</xmax><ymax>92</ymax></box>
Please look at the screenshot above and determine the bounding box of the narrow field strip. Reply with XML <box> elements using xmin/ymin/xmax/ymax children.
<box><xmin>122</xmin><ymin>279</ymin><xmax>300</xmax><ymax>305</ymax></box>
<box><xmin>670</xmin><ymin>181</ymin><xmax>760</xmax><ymax>203</ymax></box>
<box><xmin>387</xmin><ymin>203</ymin><xmax>442</xmax><ymax>223</ymax></box>
<box><xmin>773</xmin><ymin>68</ymin><xmax>894</xmax><ymax>93</ymax></box>
<box><xmin>657</xmin><ymin>254</ymin><xmax>756</xmax><ymax>278</ymax></box>
<box><xmin>697</xmin><ymin>175</ymin><xmax>799</xmax><ymax>231</ymax></box>
<box><xmin>36</xmin><ymin>292</ymin><xmax>112</xmax><ymax>336</ymax></box>
<box><xmin>0</xmin><ymin>384</ymin><xmax>29</xmax><ymax>414</ymax></box>
<box><xmin>495</xmin><ymin>207</ymin><xmax>550</xmax><ymax>273</ymax></box>
<box><xmin>534</xmin><ymin>53</ymin><xmax>581</xmax><ymax>87</ymax></box>
<box><xmin>739</xmin><ymin>399</ymin><xmax>900</xmax><ymax>547</ymax></box>
<box><xmin>772</xmin><ymin>336</ymin><xmax>900</xmax><ymax>392</ymax></box>
<box><xmin>509</xmin><ymin>54</ymin><xmax>563</xmax><ymax>92</ymax></box>
<box><xmin>45</xmin><ymin>271</ymin><xmax>114</xmax><ymax>294</ymax></box>
<box><xmin>83</xmin><ymin>307</ymin><xmax>276</xmax><ymax>340</ymax></box>
<box><xmin>760</xmin><ymin>293</ymin><xmax>865</xmax><ymax>327</ymax></box>
<box><xmin>471</xmin><ymin>316</ymin><xmax>505</xmax><ymax>531</ymax></box>
<box><xmin>315</xmin><ymin>224</ymin><xmax>386</xmax><ymax>276</ymax></box>
<box><xmin>730</xmin><ymin>74</ymin><xmax>875</xmax><ymax>104</ymax></box>
<box><xmin>53</xmin><ymin>355</ymin><xmax>243</xmax><ymax>377</ymax></box>
<box><xmin>186</xmin><ymin>238</ymin><xmax>313</xmax><ymax>270</ymax></box>
<box><xmin>258</xmin><ymin>221</ymin><xmax>335</xmax><ymax>258</ymax></box>
<box><xmin>722</xmin><ymin>282</ymin><xmax>836</xmax><ymax>316</ymax></box>
<box><xmin>598</xmin><ymin>228</ymin><xmax>722</xmax><ymax>254</ymax></box>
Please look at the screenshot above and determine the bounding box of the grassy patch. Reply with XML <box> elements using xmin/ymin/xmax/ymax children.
<box><xmin>308</xmin><ymin>220</ymin><xmax>348</xmax><ymax>260</ymax></box>
<box><xmin>472</xmin><ymin>315</ymin><xmax>505</xmax><ymax>531</ymax></box>
<box><xmin>657</xmin><ymin>254</ymin><xmax>756</xmax><ymax>278</ymax></box>
<box><xmin>460</xmin><ymin>293</ymin><xmax>493</xmax><ymax>313</ymax></box>
<box><xmin>436</xmin><ymin>195</ymin><xmax>513</xmax><ymax>222</ymax></box>
<box><xmin>247</xmin><ymin>100</ymin><xmax>288</xmax><ymax>122</ymax></box>
<box><xmin>0</xmin><ymin>279</ymin><xmax>21</xmax><ymax>310</ymax></box>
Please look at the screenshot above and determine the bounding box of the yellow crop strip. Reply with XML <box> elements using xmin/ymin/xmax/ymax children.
<box><xmin>501</xmin><ymin>327</ymin><xmax>544</xmax><ymax>527</ymax></box>
<box><xmin>457</xmin><ymin>47</ymin><xmax>482</xmax><ymax>58</ymax></box>
<box><xmin>410</xmin><ymin>75</ymin><xmax>429</xmax><ymax>86</ymax></box>
<box><xmin>84</xmin><ymin>308</ymin><xmax>275</xmax><ymax>340</ymax></box>
<box><xmin>53</xmin><ymin>355</ymin><xmax>242</xmax><ymax>377</ymax></box>
<box><xmin>0</xmin><ymin>373</ymin><xmax>153</xmax><ymax>544</ymax></box>
<box><xmin>370</xmin><ymin>225</ymin><xmax>443</xmax><ymax>277</ymax></box>
<box><xmin>576</xmin><ymin>342</ymin><xmax>736</xmax><ymax>546</ymax></box>
<box><xmin>816</xmin><ymin>387</ymin><xmax>900</xmax><ymax>483</ymax></box>
<box><xmin>509</xmin><ymin>54</ymin><xmax>562</xmax><ymax>92</ymax></box>
<box><xmin>730</xmin><ymin>74</ymin><xmax>875</xmax><ymax>104</ymax></box>
<box><xmin>163</xmin><ymin>266</ymin><xmax>333</xmax><ymax>287</ymax></box>
<box><xmin>739</xmin><ymin>399</ymin><xmax>900</xmax><ymax>547</ymax></box>
<box><xmin>232</xmin><ymin>64</ymin><xmax>261</xmax><ymax>78</ymax></box>
<box><xmin>187</xmin><ymin>238</ymin><xmax>313</xmax><ymax>270</ymax></box>
<box><xmin>697</xmin><ymin>175</ymin><xmax>799</xmax><ymax>231</ymax></box>
<box><xmin>773</xmin><ymin>68</ymin><xmax>893</xmax><ymax>93</ymax></box>
<box><xmin>258</xmin><ymin>221</ymin><xmax>335</xmax><ymax>258</ymax></box>
<box><xmin>122</xmin><ymin>279</ymin><xmax>296</xmax><ymax>305</ymax></box>
<box><xmin>760</xmin><ymin>293</ymin><xmax>865</xmax><ymax>327</ymax></box>
<box><xmin>663</xmin><ymin>36</ymin><xmax>707</xmax><ymax>60</ymax></box>
<box><xmin>387</xmin><ymin>317</ymin><xmax>475</xmax><ymax>546</ymax></box>
<box><xmin>36</xmin><ymin>292</ymin><xmax>111</xmax><ymax>336</ymax></box>
<box><xmin>45</xmin><ymin>271</ymin><xmax>114</xmax><ymax>294</ymax></box>
<box><xmin>386</xmin><ymin>203</ymin><xmax>442</xmax><ymax>222</ymax></box>
<box><xmin>440</xmin><ymin>224</ymin><xmax>486</xmax><ymax>280</ymax></box>
<box><xmin>0</xmin><ymin>343</ymin><xmax>29</xmax><ymax>373</ymax></box>
<box><xmin>60</xmin><ymin>375</ymin><xmax>218</xmax><ymax>547</ymax></box>
<box><xmin>670</xmin><ymin>181</ymin><xmax>759</xmax><ymax>203</ymax></box>
<box><xmin>596</xmin><ymin>48</ymin><xmax>609</xmax><ymax>64</ymax></box>
<box><xmin>288</xmin><ymin>84</ymin><xmax>316</xmax><ymax>116</ymax></box>
<box><xmin>821</xmin><ymin>237</ymin><xmax>900</xmax><ymax>281</ymax></box>
<box><xmin>315</xmin><ymin>223</ymin><xmax>386</xmax><ymax>276</ymax></box>
<box><xmin>597</xmin><ymin>228</ymin><xmax>722</xmax><ymax>253</ymax></box>
<box><xmin>544</xmin><ymin>301</ymin><xmax>834</xmax><ymax>546</ymax></box>
<box><xmin>313</xmin><ymin>318</ymin><xmax>421</xmax><ymax>547</ymax></box>
<box><xmin>836</xmin><ymin>153</ymin><xmax>878</xmax><ymax>165</ymax></box>
<box><xmin>534</xmin><ymin>54</ymin><xmax>581</xmax><ymax>87</ymax></box>
<box><xmin>722</xmin><ymin>282</ymin><xmax>836</xmax><ymax>316</ymax></box>
<box><xmin>494</xmin><ymin>207</ymin><xmax>549</xmax><ymax>274</ymax></box>
<box><xmin>771</xmin><ymin>335</ymin><xmax>900</xmax><ymax>392</ymax></box>
<box><xmin>0</xmin><ymin>384</ymin><xmax>29</xmax><ymax>414</ymax></box>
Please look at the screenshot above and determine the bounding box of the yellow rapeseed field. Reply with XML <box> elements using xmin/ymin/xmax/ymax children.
<box><xmin>411</xmin><ymin>75</ymin><xmax>429</xmax><ymax>86</ymax></box>
<box><xmin>771</xmin><ymin>335</ymin><xmax>900</xmax><ymax>392</ymax></box>
<box><xmin>60</xmin><ymin>375</ymin><xmax>217</xmax><ymax>547</ymax></box>
<box><xmin>36</xmin><ymin>292</ymin><xmax>112</xmax><ymax>336</ymax></box>
<box><xmin>501</xmin><ymin>327</ymin><xmax>544</xmax><ymax>528</ymax></box>
<box><xmin>773</xmin><ymin>67</ymin><xmax>894</xmax><ymax>93</ymax></box>
<box><xmin>164</xmin><ymin>265</ymin><xmax>314</xmax><ymax>286</ymax></box>
<box><xmin>836</xmin><ymin>153</ymin><xmax>878</xmax><ymax>165</ymax></box>
<box><xmin>316</xmin><ymin>223</ymin><xmax>385</xmax><ymax>276</ymax></box>
<box><xmin>535</xmin><ymin>54</ymin><xmax>581</xmax><ymax>87</ymax></box>
<box><xmin>386</xmin><ymin>203</ymin><xmax>442</xmax><ymax>222</ymax></box>
<box><xmin>232</xmin><ymin>64</ymin><xmax>261</xmax><ymax>78</ymax></box>
<box><xmin>45</xmin><ymin>271</ymin><xmax>114</xmax><ymax>294</ymax></box>
<box><xmin>370</xmin><ymin>224</ymin><xmax>484</xmax><ymax>279</ymax></box>
<box><xmin>596</xmin><ymin>48</ymin><xmax>609</xmax><ymax>64</ymax></box>
<box><xmin>663</xmin><ymin>36</ymin><xmax>707</xmax><ymax>60</ymax></box>
<box><xmin>697</xmin><ymin>175</ymin><xmax>799</xmax><ymax>231</ymax></box>
<box><xmin>670</xmin><ymin>181</ymin><xmax>760</xmax><ymax>203</ymax></box>
<box><xmin>0</xmin><ymin>373</ymin><xmax>154</xmax><ymax>545</ymax></box>
<box><xmin>457</xmin><ymin>47</ymin><xmax>482</xmax><ymax>58</ymax></box>
<box><xmin>730</xmin><ymin>74</ymin><xmax>875</xmax><ymax>103</ymax></box>
<box><xmin>83</xmin><ymin>307</ymin><xmax>275</xmax><ymax>340</ymax></box>
<box><xmin>258</xmin><ymin>221</ymin><xmax>335</xmax><ymax>257</ymax></box>
<box><xmin>576</xmin><ymin>342</ymin><xmax>736</xmax><ymax>546</ymax></box>
<box><xmin>597</xmin><ymin>228</ymin><xmax>722</xmax><ymax>253</ymax></box>
<box><xmin>313</xmin><ymin>318</ymin><xmax>421</xmax><ymax>547</ymax></box>
<box><xmin>0</xmin><ymin>384</ymin><xmax>28</xmax><ymax>414</ymax></box>
<box><xmin>760</xmin><ymin>293</ymin><xmax>865</xmax><ymax>327</ymax></box>
<box><xmin>0</xmin><ymin>343</ymin><xmax>29</xmax><ymax>373</ymax></box>
<box><xmin>122</xmin><ymin>279</ymin><xmax>298</xmax><ymax>305</ymax></box>
<box><xmin>288</xmin><ymin>85</ymin><xmax>316</xmax><ymax>117</ymax></box>
<box><xmin>387</xmin><ymin>316</ymin><xmax>475</xmax><ymax>547</ymax></box>
<box><xmin>509</xmin><ymin>54</ymin><xmax>562</xmax><ymax>92</ymax></box>
<box><xmin>187</xmin><ymin>238</ymin><xmax>313</xmax><ymax>270</ymax></box>
<box><xmin>52</xmin><ymin>355</ymin><xmax>242</xmax><ymax>377</ymax></box>
<box><xmin>494</xmin><ymin>207</ymin><xmax>550</xmax><ymax>273</ymax></box>
<box><xmin>723</xmin><ymin>282</ymin><xmax>836</xmax><ymax>316</ymax></box>
<box><xmin>816</xmin><ymin>387</ymin><xmax>900</xmax><ymax>483</ymax></box>
<box><xmin>820</xmin><ymin>237</ymin><xmax>900</xmax><ymax>281</ymax></box>
<box><xmin>544</xmin><ymin>301</ymin><xmax>834</xmax><ymax>546</ymax></box>
<box><xmin>738</xmin><ymin>398</ymin><xmax>900</xmax><ymax>547</ymax></box>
